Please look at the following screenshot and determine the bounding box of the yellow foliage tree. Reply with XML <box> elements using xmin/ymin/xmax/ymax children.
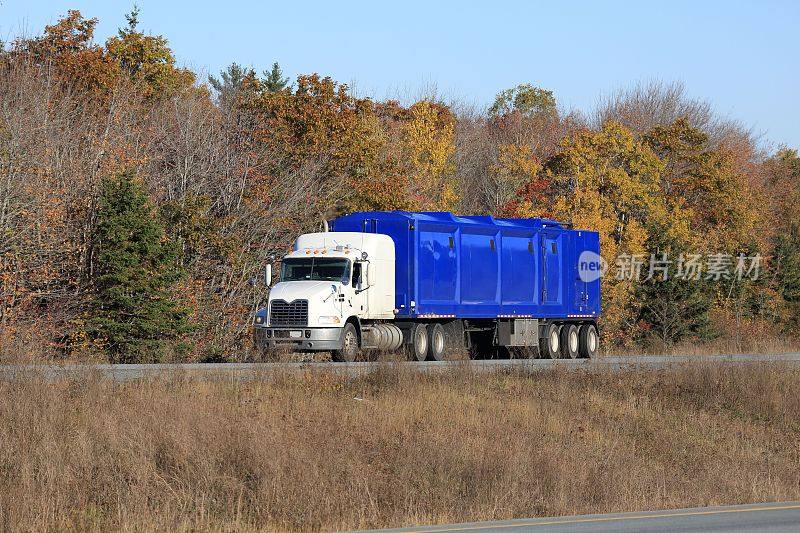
<box><xmin>645</xmin><ymin>118</ymin><xmax>759</xmax><ymax>254</ymax></box>
<box><xmin>401</xmin><ymin>101</ymin><xmax>458</xmax><ymax>211</ymax></box>
<box><xmin>105</xmin><ymin>7</ymin><xmax>195</xmax><ymax>99</ymax></box>
<box><xmin>20</xmin><ymin>10</ymin><xmax>120</xmax><ymax>94</ymax></box>
<box><xmin>488</xmin><ymin>143</ymin><xmax>545</xmax><ymax>217</ymax></box>
<box><xmin>341</xmin><ymin>112</ymin><xmax>411</xmax><ymax>212</ymax></box>
<box><xmin>547</xmin><ymin>121</ymin><xmax>693</xmax><ymax>343</ymax></box>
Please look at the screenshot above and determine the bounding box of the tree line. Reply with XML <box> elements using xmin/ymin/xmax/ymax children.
<box><xmin>1</xmin><ymin>9</ymin><xmax>798</xmax><ymax>361</ymax></box>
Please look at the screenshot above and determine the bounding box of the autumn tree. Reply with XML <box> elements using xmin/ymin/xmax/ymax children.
<box><xmin>89</xmin><ymin>171</ymin><xmax>190</xmax><ymax>362</ymax></box>
<box><xmin>342</xmin><ymin>103</ymin><xmax>410</xmax><ymax>212</ymax></box>
<box><xmin>346</xmin><ymin>98</ymin><xmax>461</xmax><ymax>213</ymax></box>
<box><xmin>401</xmin><ymin>101</ymin><xmax>458</xmax><ymax>211</ymax></box>
<box><xmin>546</xmin><ymin>121</ymin><xmax>694</xmax><ymax>343</ymax></box>
<box><xmin>476</xmin><ymin>84</ymin><xmax>582</xmax><ymax>214</ymax></box>
<box><xmin>767</xmin><ymin>148</ymin><xmax>800</xmax><ymax>329</ymax></box>
<box><xmin>18</xmin><ymin>10</ymin><xmax>119</xmax><ymax>93</ymax></box>
<box><xmin>644</xmin><ymin>118</ymin><xmax>759</xmax><ymax>253</ymax></box>
<box><xmin>485</xmin><ymin>144</ymin><xmax>545</xmax><ymax>217</ymax></box>
<box><xmin>248</xmin><ymin>74</ymin><xmax>370</xmax><ymax>169</ymax></box>
<box><xmin>489</xmin><ymin>83</ymin><xmax>556</xmax><ymax>119</ymax></box>
<box><xmin>0</xmin><ymin>45</ymin><xmax>135</xmax><ymax>348</ymax></box>
<box><xmin>244</xmin><ymin>74</ymin><xmax>386</xmax><ymax>216</ymax></box>
<box><xmin>105</xmin><ymin>7</ymin><xmax>195</xmax><ymax>98</ymax></box>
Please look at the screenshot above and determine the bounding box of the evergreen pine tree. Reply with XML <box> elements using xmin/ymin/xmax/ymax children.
<box><xmin>208</xmin><ymin>62</ymin><xmax>255</xmax><ymax>108</ymax></box>
<box><xmin>90</xmin><ymin>170</ymin><xmax>190</xmax><ymax>362</ymax></box>
<box><xmin>777</xmin><ymin>233</ymin><xmax>800</xmax><ymax>329</ymax></box>
<box><xmin>634</xmin><ymin>244</ymin><xmax>715</xmax><ymax>347</ymax></box>
<box><xmin>636</xmin><ymin>272</ymin><xmax>714</xmax><ymax>347</ymax></box>
<box><xmin>262</xmin><ymin>62</ymin><xmax>289</xmax><ymax>92</ymax></box>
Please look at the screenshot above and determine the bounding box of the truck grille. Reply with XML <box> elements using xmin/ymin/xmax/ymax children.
<box><xmin>269</xmin><ymin>299</ymin><xmax>308</xmax><ymax>326</ymax></box>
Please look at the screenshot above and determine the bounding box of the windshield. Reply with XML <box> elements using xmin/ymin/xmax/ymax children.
<box><xmin>280</xmin><ymin>257</ymin><xmax>351</xmax><ymax>283</ymax></box>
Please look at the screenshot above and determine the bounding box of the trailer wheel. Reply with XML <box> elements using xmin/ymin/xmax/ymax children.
<box><xmin>561</xmin><ymin>324</ymin><xmax>580</xmax><ymax>359</ymax></box>
<box><xmin>407</xmin><ymin>323</ymin><xmax>428</xmax><ymax>361</ymax></box>
<box><xmin>427</xmin><ymin>323</ymin><xmax>445</xmax><ymax>361</ymax></box>
<box><xmin>332</xmin><ymin>322</ymin><xmax>360</xmax><ymax>362</ymax></box>
<box><xmin>579</xmin><ymin>324</ymin><xmax>599</xmax><ymax>359</ymax></box>
<box><xmin>542</xmin><ymin>323</ymin><xmax>561</xmax><ymax>359</ymax></box>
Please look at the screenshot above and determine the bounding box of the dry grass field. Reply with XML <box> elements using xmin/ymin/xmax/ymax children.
<box><xmin>1</xmin><ymin>365</ymin><xmax>799</xmax><ymax>531</ymax></box>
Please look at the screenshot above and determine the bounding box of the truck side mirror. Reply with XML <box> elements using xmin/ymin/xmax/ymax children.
<box><xmin>264</xmin><ymin>264</ymin><xmax>273</xmax><ymax>287</ymax></box>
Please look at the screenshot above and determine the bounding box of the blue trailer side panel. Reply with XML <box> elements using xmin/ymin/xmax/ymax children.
<box><xmin>574</xmin><ymin>230</ymin><xmax>601</xmax><ymax>314</ymax></box>
<box><xmin>500</xmin><ymin>231</ymin><xmax>537</xmax><ymax>305</ymax></box>
<box><xmin>460</xmin><ymin>227</ymin><xmax>498</xmax><ymax>308</ymax></box>
<box><xmin>330</xmin><ymin>211</ymin><xmax>600</xmax><ymax>320</ymax></box>
<box><xmin>417</xmin><ymin>222</ymin><xmax>458</xmax><ymax>310</ymax></box>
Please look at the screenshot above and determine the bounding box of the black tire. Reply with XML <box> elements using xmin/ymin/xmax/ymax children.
<box><xmin>407</xmin><ymin>323</ymin><xmax>428</xmax><ymax>361</ymax></box>
<box><xmin>332</xmin><ymin>322</ymin><xmax>359</xmax><ymax>362</ymax></box>
<box><xmin>427</xmin><ymin>323</ymin><xmax>445</xmax><ymax>361</ymax></box>
<box><xmin>561</xmin><ymin>324</ymin><xmax>580</xmax><ymax>359</ymax></box>
<box><xmin>542</xmin><ymin>323</ymin><xmax>561</xmax><ymax>359</ymax></box>
<box><xmin>579</xmin><ymin>324</ymin><xmax>599</xmax><ymax>359</ymax></box>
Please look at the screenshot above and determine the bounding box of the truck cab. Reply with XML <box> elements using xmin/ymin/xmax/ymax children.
<box><xmin>253</xmin><ymin>232</ymin><xmax>396</xmax><ymax>358</ymax></box>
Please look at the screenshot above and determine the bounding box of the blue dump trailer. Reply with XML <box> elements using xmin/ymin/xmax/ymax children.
<box><xmin>254</xmin><ymin>211</ymin><xmax>601</xmax><ymax>361</ymax></box>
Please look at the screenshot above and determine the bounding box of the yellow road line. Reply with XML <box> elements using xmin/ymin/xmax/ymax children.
<box><xmin>407</xmin><ymin>503</ymin><xmax>800</xmax><ymax>532</ymax></box>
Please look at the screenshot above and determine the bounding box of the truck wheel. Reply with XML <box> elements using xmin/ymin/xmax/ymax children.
<box><xmin>427</xmin><ymin>323</ymin><xmax>445</xmax><ymax>361</ymax></box>
<box><xmin>407</xmin><ymin>323</ymin><xmax>428</xmax><ymax>361</ymax></box>
<box><xmin>561</xmin><ymin>324</ymin><xmax>580</xmax><ymax>359</ymax></box>
<box><xmin>543</xmin><ymin>323</ymin><xmax>561</xmax><ymax>359</ymax></box>
<box><xmin>332</xmin><ymin>323</ymin><xmax>359</xmax><ymax>362</ymax></box>
<box><xmin>579</xmin><ymin>324</ymin><xmax>599</xmax><ymax>359</ymax></box>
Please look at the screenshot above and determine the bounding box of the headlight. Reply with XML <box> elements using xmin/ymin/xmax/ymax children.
<box><xmin>255</xmin><ymin>315</ymin><xmax>264</xmax><ymax>325</ymax></box>
<box><xmin>318</xmin><ymin>315</ymin><xmax>341</xmax><ymax>325</ymax></box>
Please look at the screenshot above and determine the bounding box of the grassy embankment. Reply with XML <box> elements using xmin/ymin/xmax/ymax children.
<box><xmin>1</xmin><ymin>364</ymin><xmax>799</xmax><ymax>531</ymax></box>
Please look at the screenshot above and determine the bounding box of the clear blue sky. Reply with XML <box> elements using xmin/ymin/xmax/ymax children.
<box><xmin>3</xmin><ymin>1</ymin><xmax>799</xmax><ymax>149</ymax></box>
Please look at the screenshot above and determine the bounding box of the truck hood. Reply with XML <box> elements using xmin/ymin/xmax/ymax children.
<box><xmin>268</xmin><ymin>280</ymin><xmax>340</xmax><ymax>303</ymax></box>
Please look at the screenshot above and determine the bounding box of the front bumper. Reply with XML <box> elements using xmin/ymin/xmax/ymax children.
<box><xmin>253</xmin><ymin>326</ymin><xmax>343</xmax><ymax>352</ymax></box>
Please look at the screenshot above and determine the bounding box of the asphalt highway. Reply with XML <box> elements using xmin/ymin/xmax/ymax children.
<box><xmin>1</xmin><ymin>352</ymin><xmax>799</xmax><ymax>381</ymax></box>
<box><xmin>356</xmin><ymin>501</ymin><xmax>800</xmax><ymax>532</ymax></box>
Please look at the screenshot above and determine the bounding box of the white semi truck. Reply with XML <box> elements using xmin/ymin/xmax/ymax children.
<box><xmin>254</xmin><ymin>211</ymin><xmax>602</xmax><ymax>362</ymax></box>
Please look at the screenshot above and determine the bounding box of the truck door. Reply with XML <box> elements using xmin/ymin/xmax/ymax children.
<box><xmin>351</xmin><ymin>261</ymin><xmax>369</xmax><ymax>316</ymax></box>
<box><xmin>542</xmin><ymin>234</ymin><xmax>562</xmax><ymax>305</ymax></box>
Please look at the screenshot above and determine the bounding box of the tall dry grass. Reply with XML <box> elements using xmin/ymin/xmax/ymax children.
<box><xmin>1</xmin><ymin>365</ymin><xmax>799</xmax><ymax>531</ymax></box>
<box><xmin>604</xmin><ymin>335</ymin><xmax>800</xmax><ymax>357</ymax></box>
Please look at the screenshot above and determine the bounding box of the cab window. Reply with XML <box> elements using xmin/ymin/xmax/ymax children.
<box><xmin>280</xmin><ymin>258</ymin><xmax>351</xmax><ymax>283</ymax></box>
